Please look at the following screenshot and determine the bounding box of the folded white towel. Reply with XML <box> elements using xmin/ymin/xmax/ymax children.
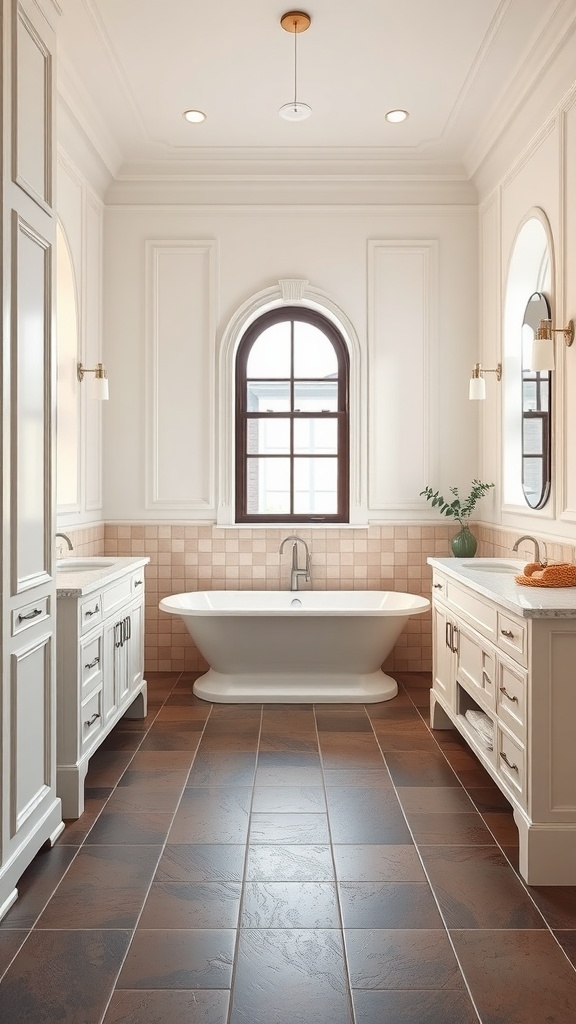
<box><xmin>464</xmin><ymin>709</ymin><xmax>494</xmax><ymax>749</ymax></box>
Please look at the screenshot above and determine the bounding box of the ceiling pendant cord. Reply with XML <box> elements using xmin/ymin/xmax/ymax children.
<box><xmin>279</xmin><ymin>11</ymin><xmax>312</xmax><ymax>121</ymax></box>
<box><xmin>293</xmin><ymin>19</ymin><xmax>298</xmax><ymax>112</ymax></box>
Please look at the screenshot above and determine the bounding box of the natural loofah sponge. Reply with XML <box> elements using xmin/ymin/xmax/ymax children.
<box><xmin>515</xmin><ymin>562</ymin><xmax>576</xmax><ymax>587</ymax></box>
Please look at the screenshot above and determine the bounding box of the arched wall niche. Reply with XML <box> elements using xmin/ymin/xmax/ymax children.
<box><xmin>502</xmin><ymin>209</ymin><xmax>553</xmax><ymax>514</ymax></box>
<box><xmin>56</xmin><ymin>221</ymin><xmax>81</xmax><ymax>511</ymax></box>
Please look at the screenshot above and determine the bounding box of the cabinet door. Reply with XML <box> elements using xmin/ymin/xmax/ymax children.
<box><xmin>1</xmin><ymin>0</ymin><xmax>62</xmax><ymax>905</ymax></box>
<box><xmin>115</xmin><ymin>618</ymin><xmax>130</xmax><ymax>707</ymax></box>
<box><xmin>456</xmin><ymin>624</ymin><xmax>496</xmax><ymax>710</ymax></box>
<box><xmin>432</xmin><ymin>602</ymin><xmax>455</xmax><ymax>708</ymax></box>
<box><xmin>128</xmin><ymin>600</ymin><xmax>144</xmax><ymax>692</ymax></box>
<box><xmin>102</xmin><ymin>618</ymin><xmax>120</xmax><ymax>724</ymax></box>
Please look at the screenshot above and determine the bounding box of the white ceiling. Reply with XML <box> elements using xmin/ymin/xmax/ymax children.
<box><xmin>56</xmin><ymin>0</ymin><xmax>570</xmax><ymax>178</ymax></box>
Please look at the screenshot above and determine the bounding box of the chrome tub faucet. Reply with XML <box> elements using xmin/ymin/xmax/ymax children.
<box><xmin>280</xmin><ymin>535</ymin><xmax>311</xmax><ymax>591</ymax></box>
<box><xmin>56</xmin><ymin>532</ymin><xmax>74</xmax><ymax>553</ymax></box>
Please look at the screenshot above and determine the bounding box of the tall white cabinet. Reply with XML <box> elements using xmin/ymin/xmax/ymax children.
<box><xmin>0</xmin><ymin>0</ymin><xmax>63</xmax><ymax>921</ymax></box>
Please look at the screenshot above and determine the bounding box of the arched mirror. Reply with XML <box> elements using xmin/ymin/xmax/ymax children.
<box><xmin>521</xmin><ymin>292</ymin><xmax>551</xmax><ymax>509</ymax></box>
<box><xmin>503</xmin><ymin>210</ymin><xmax>552</xmax><ymax>511</ymax></box>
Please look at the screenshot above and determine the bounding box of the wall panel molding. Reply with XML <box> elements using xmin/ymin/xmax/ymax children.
<box><xmin>367</xmin><ymin>240</ymin><xmax>438</xmax><ymax>510</ymax></box>
<box><xmin>145</xmin><ymin>240</ymin><xmax>217</xmax><ymax>511</ymax></box>
<box><xmin>13</xmin><ymin>4</ymin><xmax>53</xmax><ymax>211</ymax></box>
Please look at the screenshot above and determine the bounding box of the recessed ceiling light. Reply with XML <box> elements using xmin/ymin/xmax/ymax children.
<box><xmin>385</xmin><ymin>109</ymin><xmax>409</xmax><ymax>123</ymax></box>
<box><xmin>183</xmin><ymin>109</ymin><xmax>206</xmax><ymax>124</ymax></box>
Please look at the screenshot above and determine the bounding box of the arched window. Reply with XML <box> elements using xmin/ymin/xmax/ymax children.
<box><xmin>235</xmin><ymin>307</ymin><xmax>349</xmax><ymax>523</ymax></box>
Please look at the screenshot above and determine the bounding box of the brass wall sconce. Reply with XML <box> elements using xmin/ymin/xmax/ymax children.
<box><xmin>530</xmin><ymin>317</ymin><xmax>575</xmax><ymax>371</ymax></box>
<box><xmin>77</xmin><ymin>362</ymin><xmax>109</xmax><ymax>400</ymax></box>
<box><xmin>469</xmin><ymin>362</ymin><xmax>502</xmax><ymax>401</ymax></box>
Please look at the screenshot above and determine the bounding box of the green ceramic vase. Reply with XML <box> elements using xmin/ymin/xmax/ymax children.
<box><xmin>451</xmin><ymin>524</ymin><xmax>478</xmax><ymax>557</ymax></box>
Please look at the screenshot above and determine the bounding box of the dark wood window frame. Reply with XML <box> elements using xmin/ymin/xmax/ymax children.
<box><xmin>235</xmin><ymin>307</ymin><xmax>349</xmax><ymax>524</ymax></box>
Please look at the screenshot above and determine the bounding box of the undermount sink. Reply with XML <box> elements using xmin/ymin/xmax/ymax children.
<box><xmin>56</xmin><ymin>558</ymin><xmax>117</xmax><ymax>573</ymax></box>
<box><xmin>461</xmin><ymin>560</ymin><xmax>522</xmax><ymax>573</ymax></box>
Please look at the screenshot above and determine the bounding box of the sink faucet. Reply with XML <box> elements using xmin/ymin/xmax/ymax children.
<box><xmin>512</xmin><ymin>534</ymin><xmax>547</xmax><ymax>566</ymax></box>
<box><xmin>56</xmin><ymin>532</ymin><xmax>74</xmax><ymax>553</ymax></box>
<box><xmin>279</xmin><ymin>535</ymin><xmax>311</xmax><ymax>591</ymax></box>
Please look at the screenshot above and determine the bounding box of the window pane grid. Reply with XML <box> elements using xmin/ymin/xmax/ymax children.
<box><xmin>236</xmin><ymin>308</ymin><xmax>349</xmax><ymax>523</ymax></box>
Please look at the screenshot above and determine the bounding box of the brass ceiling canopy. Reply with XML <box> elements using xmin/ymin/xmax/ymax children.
<box><xmin>280</xmin><ymin>11</ymin><xmax>311</xmax><ymax>33</ymax></box>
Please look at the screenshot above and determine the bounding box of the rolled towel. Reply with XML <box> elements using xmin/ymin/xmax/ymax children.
<box><xmin>515</xmin><ymin>562</ymin><xmax>576</xmax><ymax>587</ymax></box>
<box><xmin>464</xmin><ymin>709</ymin><xmax>493</xmax><ymax>749</ymax></box>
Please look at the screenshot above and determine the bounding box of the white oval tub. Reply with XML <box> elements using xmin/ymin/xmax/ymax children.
<box><xmin>159</xmin><ymin>590</ymin><xmax>430</xmax><ymax>704</ymax></box>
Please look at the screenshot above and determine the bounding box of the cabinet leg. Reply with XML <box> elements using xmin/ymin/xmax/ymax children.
<box><xmin>123</xmin><ymin>682</ymin><xmax>147</xmax><ymax>720</ymax></box>
<box><xmin>430</xmin><ymin>690</ymin><xmax>455</xmax><ymax>730</ymax></box>
<box><xmin>57</xmin><ymin>761</ymin><xmax>89</xmax><ymax>820</ymax></box>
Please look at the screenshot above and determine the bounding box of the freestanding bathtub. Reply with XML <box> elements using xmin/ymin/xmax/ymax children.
<box><xmin>159</xmin><ymin>590</ymin><xmax>430</xmax><ymax>703</ymax></box>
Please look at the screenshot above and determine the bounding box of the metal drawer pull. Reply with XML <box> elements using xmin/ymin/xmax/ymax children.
<box><xmin>482</xmin><ymin>670</ymin><xmax>493</xmax><ymax>685</ymax></box>
<box><xmin>501</xmin><ymin>629</ymin><xmax>515</xmax><ymax>639</ymax></box>
<box><xmin>500</xmin><ymin>751</ymin><xmax>519</xmax><ymax>772</ymax></box>
<box><xmin>84</xmin><ymin>712</ymin><xmax>100</xmax><ymax>728</ymax></box>
<box><xmin>84</xmin><ymin>604</ymin><xmax>100</xmax><ymax>617</ymax></box>
<box><xmin>499</xmin><ymin>686</ymin><xmax>518</xmax><ymax>703</ymax></box>
<box><xmin>18</xmin><ymin>607</ymin><xmax>42</xmax><ymax>621</ymax></box>
<box><xmin>433</xmin><ymin>583</ymin><xmax>443</xmax><ymax>589</ymax></box>
<box><xmin>84</xmin><ymin>656</ymin><xmax>100</xmax><ymax>670</ymax></box>
<box><xmin>134</xmin><ymin>579</ymin><xmax>143</xmax><ymax>586</ymax></box>
<box><xmin>451</xmin><ymin>624</ymin><xmax>459</xmax><ymax>654</ymax></box>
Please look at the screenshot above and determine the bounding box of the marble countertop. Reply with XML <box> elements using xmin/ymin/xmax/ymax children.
<box><xmin>56</xmin><ymin>556</ymin><xmax>150</xmax><ymax>598</ymax></box>
<box><xmin>428</xmin><ymin>557</ymin><xmax>576</xmax><ymax>619</ymax></box>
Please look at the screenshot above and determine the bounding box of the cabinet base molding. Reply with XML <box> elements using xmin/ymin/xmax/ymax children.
<box><xmin>0</xmin><ymin>796</ymin><xmax>63</xmax><ymax>923</ymax></box>
<box><xmin>48</xmin><ymin>821</ymin><xmax>66</xmax><ymax>846</ymax></box>
<box><xmin>515</xmin><ymin>813</ymin><xmax>576</xmax><ymax>885</ymax></box>
<box><xmin>122</xmin><ymin>687</ymin><xmax>147</xmax><ymax>719</ymax></box>
<box><xmin>57</xmin><ymin>680</ymin><xmax>147</xmax><ymax>819</ymax></box>
<box><xmin>430</xmin><ymin>691</ymin><xmax>455</xmax><ymax>730</ymax></box>
<box><xmin>0</xmin><ymin>889</ymin><xmax>18</xmax><ymax>923</ymax></box>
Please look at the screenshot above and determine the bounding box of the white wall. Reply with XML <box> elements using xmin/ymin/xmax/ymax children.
<box><xmin>102</xmin><ymin>203</ymin><xmax>478</xmax><ymax>524</ymax></box>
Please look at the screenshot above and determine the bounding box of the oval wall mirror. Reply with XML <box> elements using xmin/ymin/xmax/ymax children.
<box><xmin>521</xmin><ymin>291</ymin><xmax>551</xmax><ymax>509</ymax></box>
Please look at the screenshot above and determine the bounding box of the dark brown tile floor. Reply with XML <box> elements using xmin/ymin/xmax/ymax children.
<box><xmin>1</xmin><ymin>670</ymin><xmax>576</xmax><ymax>1022</ymax></box>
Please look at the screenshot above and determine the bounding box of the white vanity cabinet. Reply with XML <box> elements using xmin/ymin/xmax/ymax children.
<box><xmin>428</xmin><ymin>557</ymin><xmax>576</xmax><ymax>884</ymax></box>
<box><xmin>56</xmin><ymin>558</ymin><xmax>149</xmax><ymax>818</ymax></box>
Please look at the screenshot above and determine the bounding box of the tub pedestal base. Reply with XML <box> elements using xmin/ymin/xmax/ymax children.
<box><xmin>193</xmin><ymin>669</ymin><xmax>398</xmax><ymax>704</ymax></box>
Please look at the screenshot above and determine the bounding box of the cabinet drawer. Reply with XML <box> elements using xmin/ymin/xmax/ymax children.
<box><xmin>12</xmin><ymin>596</ymin><xmax>49</xmax><ymax>636</ymax></box>
<box><xmin>431</xmin><ymin>571</ymin><xmax>448</xmax><ymax>598</ymax></box>
<box><xmin>80</xmin><ymin>686</ymin><xmax>103</xmax><ymax>753</ymax></box>
<box><xmin>102</xmin><ymin>576</ymin><xmax>132</xmax><ymax>617</ymax></box>
<box><xmin>80</xmin><ymin>633</ymin><xmax>103</xmax><ymax>697</ymax></box>
<box><xmin>131</xmin><ymin>569</ymin><xmax>145</xmax><ymax>594</ymax></box>
<box><xmin>445</xmin><ymin>581</ymin><xmax>498</xmax><ymax>644</ymax></box>
<box><xmin>496</xmin><ymin>727</ymin><xmax>525</xmax><ymax>804</ymax></box>
<box><xmin>79</xmin><ymin>593</ymin><xmax>102</xmax><ymax>634</ymax></box>
<box><xmin>497</xmin><ymin>611</ymin><xmax>527</xmax><ymax>667</ymax></box>
<box><xmin>496</xmin><ymin>660</ymin><xmax>526</xmax><ymax>740</ymax></box>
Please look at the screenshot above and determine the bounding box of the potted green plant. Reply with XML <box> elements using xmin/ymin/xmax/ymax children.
<box><xmin>420</xmin><ymin>479</ymin><xmax>495</xmax><ymax>557</ymax></box>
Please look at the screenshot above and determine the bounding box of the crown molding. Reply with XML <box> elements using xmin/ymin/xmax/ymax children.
<box><xmin>466</xmin><ymin>0</ymin><xmax>576</xmax><ymax>184</ymax></box>
<box><xmin>104</xmin><ymin>176</ymin><xmax>478</xmax><ymax>208</ymax></box>
<box><xmin>57</xmin><ymin>55</ymin><xmax>123</xmax><ymax>177</ymax></box>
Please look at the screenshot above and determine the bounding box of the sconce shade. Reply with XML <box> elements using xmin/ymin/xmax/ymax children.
<box><xmin>530</xmin><ymin>335</ymin><xmax>555</xmax><ymax>372</ymax></box>
<box><xmin>469</xmin><ymin>375</ymin><xmax>486</xmax><ymax>400</ymax></box>
<box><xmin>92</xmin><ymin>375</ymin><xmax>109</xmax><ymax>400</ymax></box>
